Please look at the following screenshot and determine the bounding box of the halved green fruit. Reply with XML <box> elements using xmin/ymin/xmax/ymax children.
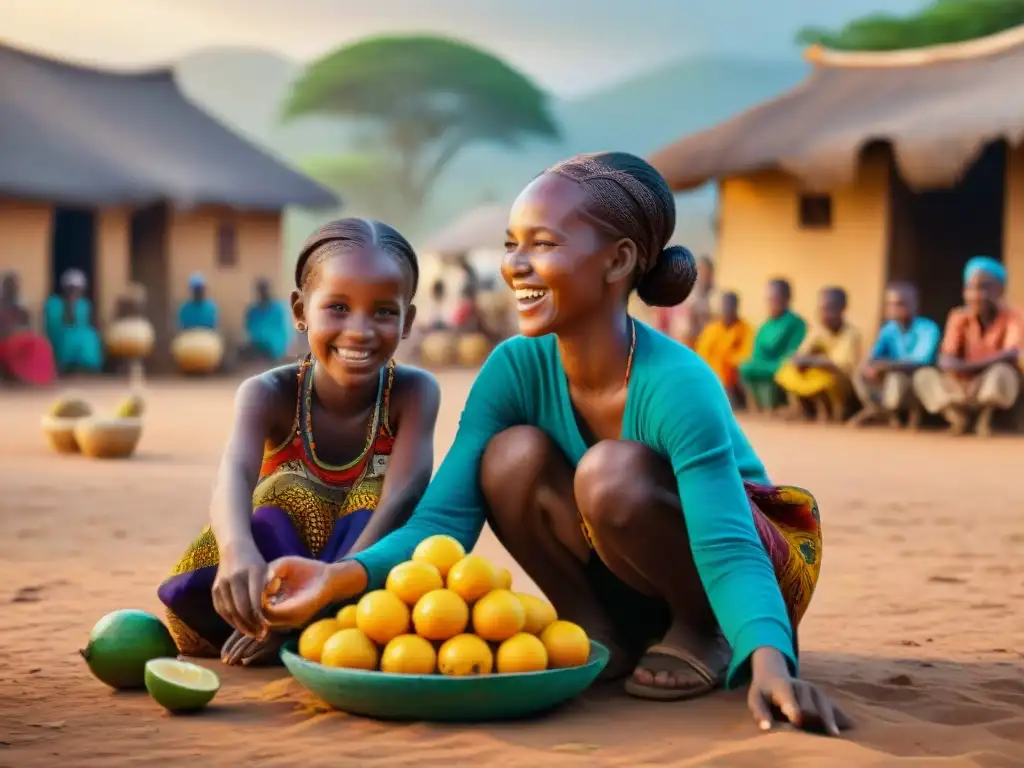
<box><xmin>144</xmin><ymin>658</ymin><xmax>221</xmax><ymax>713</ymax></box>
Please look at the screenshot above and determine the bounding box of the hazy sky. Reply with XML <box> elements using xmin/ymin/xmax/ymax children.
<box><xmin>2</xmin><ymin>0</ymin><xmax>926</xmax><ymax>95</ymax></box>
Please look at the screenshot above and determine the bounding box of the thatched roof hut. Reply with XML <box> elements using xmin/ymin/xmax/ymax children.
<box><xmin>649</xmin><ymin>26</ymin><xmax>1024</xmax><ymax>337</ymax></box>
<box><xmin>0</xmin><ymin>42</ymin><xmax>337</xmax><ymax>353</ymax></box>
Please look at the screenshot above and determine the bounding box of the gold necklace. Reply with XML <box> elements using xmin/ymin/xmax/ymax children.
<box><xmin>624</xmin><ymin>315</ymin><xmax>637</xmax><ymax>388</ymax></box>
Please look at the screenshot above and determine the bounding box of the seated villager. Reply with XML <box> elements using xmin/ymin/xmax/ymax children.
<box><xmin>173</xmin><ymin>273</ymin><xmax>225</xmax><ymax>375</ymax></box>
<box><xmin>775</xmin><ymin>287</ymin><xmax>861</xmax><ymax>422</ymax></box>
<box><xmin>694</xmin><ymin>291</ymin><xmax>753</xmax><ymax>406</ymax></box>
<box><xmin>450</xmin><ymin>280</ymin><xmax>483</xmax><ymax>334</ymax></box>
<box><xmin>105</xmin><ymin>283</ymin><xmax>156</xmax><ymax>374</ymax></box>
<box><xmin>738</xmin><ymin>279</ymin><xmax>807</xmax><ymax>414</ymax></box>
<box><xmin>849</xmin><ymin>282</ymin><xmax>939</xmax><ymax>429</ymax></box>
<box><xmin>0</xmin><ymin>271</ymin><xmax>56</xmax><ymax>385</ymax></box>
<box><xmin>912</xmin><ymin>257</ymin><xmax>1022</xmax><ymax>437</ymax></box>
<box><xmin>239</xmin><ymin>278</ymin><xmax>290</xmax><ymax>365</ymax></box>
<box><xmin>178</xmin><ymin>273</ymin><xmax>219</xmax><ymax>331</ymax></box>
<box><xmin>43</xmin><ymin>269</ymin><xmax>104</xmax><ymax>375</ymax></box>
<box><xmin>113</xmin><ymin>283</ymin><xmax>147</xmax><ymax>321</ymax></box>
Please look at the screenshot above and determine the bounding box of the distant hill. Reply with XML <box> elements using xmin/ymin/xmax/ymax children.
<box><xmin>173</xmin><ymin>47</ymin><xmax>808</xmax><ymax>256</ymax></box>
<box><xmin>174</xmin><ymin>47</ymin><xmax>350</xmax><ymax>157</ymax></box>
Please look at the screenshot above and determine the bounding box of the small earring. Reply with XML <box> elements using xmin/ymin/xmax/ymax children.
<box><xmin>295</xmin><ymin>322</ymin><xmax>307</xmax><ymax>333</ymax></box>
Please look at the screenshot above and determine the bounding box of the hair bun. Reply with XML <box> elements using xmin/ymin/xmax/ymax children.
<box><xmin>636</xmin><ymin>245</ymin><xmax>697</xmax><ymax>307</ymax></box>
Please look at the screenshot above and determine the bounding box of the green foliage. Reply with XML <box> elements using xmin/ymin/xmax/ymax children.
<box><xmin>796</xmin><ymin>0</ymin><xmax>1024</xmax><ymax>51</ymax></box>
<box><xmin>283</xmin><ymin>35</ymin><xmax>560</xmax><ymax>217</ymax></box>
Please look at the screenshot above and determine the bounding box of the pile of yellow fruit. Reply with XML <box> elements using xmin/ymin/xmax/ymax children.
<box><xmin>298</xmin><ymin>535</ymin><xmax>590</xmax><ymax>676</ymax></box>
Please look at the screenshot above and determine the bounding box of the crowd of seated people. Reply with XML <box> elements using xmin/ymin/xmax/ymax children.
<box><xmin>0</xmin><ymin>269</ymin><xmax>293</xmax><ymax>384</ymax></box>
<box><xmin>688</xmin><ymin>256</ymin><xmax>1021</xmax><ymax>438</ymax></box>
<box><xmin>6</xmin><ymin>254</ymin><xmax>1021</xmax><ymax>437</ymax></box>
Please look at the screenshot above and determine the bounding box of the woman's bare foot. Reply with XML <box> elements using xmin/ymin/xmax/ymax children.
<box><xmin>625</xmin><ymin>622</ymin><xmax>731</xmax><ymax>700</ymax></box>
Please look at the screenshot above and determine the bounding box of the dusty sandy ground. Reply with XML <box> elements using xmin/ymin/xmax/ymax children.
<box><xmin>1</xmin><ymin>373</ymin><xmax>1023</xmax><ymax>767</ymax></box>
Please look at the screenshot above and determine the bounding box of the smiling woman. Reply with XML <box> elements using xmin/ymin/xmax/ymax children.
<box><xmin>156</xmin><ymin>217</ymin><xmax>441</xmax><ymax>667</ymax></box>
<box><xmin>260</xmin><ymin>155</ymin><xmax>848</xmax><ymax>736</ymax></box>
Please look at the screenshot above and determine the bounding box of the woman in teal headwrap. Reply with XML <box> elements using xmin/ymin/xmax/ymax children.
<box><xmin>911</xmin><ymin>256</ymin><xmax>1022</xmax><ymax>436</ymax></box>
<box><xmin>44</xmin><ymin>269</ymin><xmax>104</xmax><ymax>374</ymax></box>
<box><xmin>178</xmin><ymin>273</ymin><xmax>219</xmax><ymax>330</ymax></box>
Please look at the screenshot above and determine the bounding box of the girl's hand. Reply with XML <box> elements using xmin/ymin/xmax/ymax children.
<box><xmin>747</xmin><ymin>648</ymin><xmax>851</xmax><ymax>736</ymax></box>
<box><xmin>212</xmin><ymin>539</ymin><xmax>267</xmax><ymax>638</ymax></box>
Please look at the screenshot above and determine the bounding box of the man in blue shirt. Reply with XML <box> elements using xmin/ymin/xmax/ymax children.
<box><xmin>849</xmin><ymin>282</ymin><xmax>940</xmax><ymax>428</ymax></box>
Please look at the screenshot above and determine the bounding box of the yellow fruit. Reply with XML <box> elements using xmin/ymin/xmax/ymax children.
<box><xmin>114</xmin><ymin>394</ymin><xmax>145</xmax><ymax>418</ymax></box>
<box><xmin>437</xmin><ymin>634</ymin><xmax>494</xmax><ymax>676</ymax></box>
<box><xmin>471</xmin><ymin>589</ymin><xmax>526</xmax><ymax>642</ymax></box>
<box><xmin>49</xmin><ymin>397</ymin><xmax>91</xmax><ymax>418</ymax></box>
<box><xmin>517</xmin><ymin>593</ymin><xmax>558</xmax><ymax>635</ymax></box>
<box><xmin>298</xmin><ymin>618</ymin><xmax>342</xmax><ymax>663</ymax></box>
<box><xmin>355</xmin><ymin>590</ymin><xmax>411</xmax><ymax>645</ymax></box>
<box><xmin>495</xmin><ymin>568</ymin><xmax>513</xmax><ymax>590</ymax></box>
<box><xmin>446</xmin><ymin>555</ymin><xmax>498</xmax><ymax>603</ymax></box>
<box><xmin>320</xmin><ymin>628</ymin><xmax>379</xmax><ymax>670</ymax></box>
<box><xmin>386</xmin><ymin>560</ymin><xmax>444</xmax><ymax>606</ymax></box>
<box><xmin>496</xmin><ymin>633</ymin><xmax>549</xmax><ymax>674</ymax></box>
<box><xmin>412</xmin><ymin>535</ymin><xmax>466</xmax><ymax>578</ymax></box>
<box><xmin>335</xmin><ymin>604</ymin><xmax>358</xmax><ymax>629</ymax></box>
<box><xmin>539</xmin><ymin>621</ymin><xmax>590</xmax><ymax>669</ymax></box>
<box><xmin>380</xmin><ymin>634</ymin><xmax>437</xmax><ymax>675</ymax></box>
<box><xmin>411</xmin><ymin>589</ymin><xmax>469</xmax><ymax>641</ymax></box>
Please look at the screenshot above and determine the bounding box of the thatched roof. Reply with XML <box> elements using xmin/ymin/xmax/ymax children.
<box><xmin>0</xmin><ymin>43</ymin><xmax>338</xmax><ymax>210</ymax></box>
<box><xmin>423</xmin><ymin>203</ymin><xmax>508</xmax><ymax>256</ymax></box>
<box><xmin>649</xmin><ymin>25</ymin><xmax>1024</xmax><ymax>192</ymax></box>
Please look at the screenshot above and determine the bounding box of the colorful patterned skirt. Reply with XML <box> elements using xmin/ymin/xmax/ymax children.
<box><xmin>157</xmin><ymin>505</ymin><xmax>373</xmax><ymax>656</ymax></box>
<box><xmin>745</xmin><ymin>481</ymin><xmax>822</xmax><ymax>629</ymax></box>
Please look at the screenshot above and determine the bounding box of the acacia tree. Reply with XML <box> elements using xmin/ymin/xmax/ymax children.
<box><xmin>284</xmin><ymin>35</ymin><xmax>560</xmax><ymax>217</ymax></box>
<box><xmin>797</xmin><ymin>0</ymin><xmax>1024</xmax><ymax>51</ymax></box>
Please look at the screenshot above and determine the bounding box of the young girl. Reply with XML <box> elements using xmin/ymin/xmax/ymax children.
<box><xmin>157</xmin><ymin>218</ymin><xmax>440</xmax><ymax>666</ymax></box>
<box><xmin>260</xmin><ymin>155</ymin><xmax>848</xmax><ymax>736</ymax></box>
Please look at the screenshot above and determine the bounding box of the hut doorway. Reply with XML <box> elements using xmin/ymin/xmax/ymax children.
<box><xmin>885</xmin><ymin>141</ymin><xmax>1006</xmax><ymax>326</ymax></box>
<box><xmin>129</xmin><ymin>203</ymin><xmax>172</xmax><ymax>370</ymax></box>
<box><xmin>49</xmin><ymin>207</ymin><xmax>97</xmax><ymax>305</ymax></box>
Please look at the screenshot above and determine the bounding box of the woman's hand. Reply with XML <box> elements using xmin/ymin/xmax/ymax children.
<box><xmin>747</xmin><ymin>648</ymin><xmax>851</xmax><ymax>736</ymax></box>
<box><xmin>261</xmin><ymin>557</ymin><xmax>337</xmax><ymax>629</ymax></box>
<box><xmin>212</xmin><ymin>539</ymin><xmax>267</xmax><ymax>638</ymax></box>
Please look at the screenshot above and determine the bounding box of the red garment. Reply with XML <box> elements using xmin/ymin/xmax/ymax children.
<box><xmin>450</xmin><ymin>300</ymin><xmax>476</xmax><ymax>329</ymax></box>
<box><xmin>0</xmin><ymin>330</ymin><xmax>57</xmax><ymax>385</ymax></box>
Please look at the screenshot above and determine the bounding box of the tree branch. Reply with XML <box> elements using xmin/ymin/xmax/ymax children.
<box><xmin>407</xmin><ymin>131</ymin><xmax>467</xmax><ymax>207</ymax></box>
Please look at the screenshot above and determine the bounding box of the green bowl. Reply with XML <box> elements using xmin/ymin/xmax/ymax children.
<box><xmin>280</xmin><ymin>639</ymin><xmax>609</xmax><ymax>722</ymax></box>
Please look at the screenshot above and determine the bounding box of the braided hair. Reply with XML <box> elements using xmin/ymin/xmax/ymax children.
<box><xmin>545</xmin><ymin>152</ymin><xmax>697</xmax><ymax>307</ymax></box>
<box><xmin>294</xmin><ymin>218</ymin><xmax>419</xmax><ymax>298</ymax></box>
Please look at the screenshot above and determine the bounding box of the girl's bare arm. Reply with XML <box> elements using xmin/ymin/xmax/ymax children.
<box><xmin>346</xmin><ymin>367</ymin><xmax>441</xmax><ymax>555</ymax></box>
